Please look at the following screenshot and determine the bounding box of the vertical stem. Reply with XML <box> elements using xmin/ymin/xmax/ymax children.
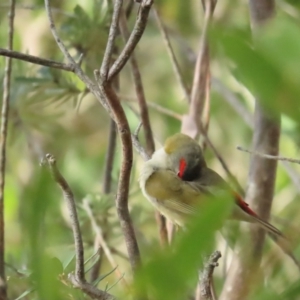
<box><xmin>220</xmin><ymin>1</ymin><xmax>278</xmax><ymax>299</ymax></box>
<box><xmin>0</xmin><ymin>0</ymin><xmax>16</xmax><ymax>299</ymax></box>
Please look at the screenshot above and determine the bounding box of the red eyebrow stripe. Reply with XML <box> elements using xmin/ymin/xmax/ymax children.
<box><xmin>233</xmin><ymin>191</ymin><xmax>257</xmax><ymax>217</ymax></box>
<box><xmin>178</xmin><ymin>158</ymin><xmax>187</xmax><ymax>178</ymax></box>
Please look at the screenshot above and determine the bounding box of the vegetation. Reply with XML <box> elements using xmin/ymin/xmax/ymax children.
<box><xmin>0</xmin><ymin>0</ymin><xmax>300</xmax><ymax>299</ymax></box>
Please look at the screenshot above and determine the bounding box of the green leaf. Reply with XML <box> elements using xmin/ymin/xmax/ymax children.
<box><xmin>134</xmin><ymin>196</ymin><xmax>232</xmax><ymax>300</ymax></box>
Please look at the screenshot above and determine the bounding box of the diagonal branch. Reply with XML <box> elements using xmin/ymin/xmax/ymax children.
<box><xmin>100</xmin><ymin>0</ymin><xmax>123</xmax><ymax>80</ymax></box>
<box><xmin>181</xmin><ymin>0</ymin><xmax>215</xmax><ymax>139</ymax></box>
<box><xmin>42</xmin><ymin>154</ymin><xmax>115</xmax><ymax>300</ymax></box>
<box><xmin>153</xmin><ymin>7</ymin><xmax>190</xmax><ymax>102</ymax></box>
<box><xmin>108</xmin><ymin>0</ymin><xmax>153</xmax><ymax>81</ymax></box>
<box><xmin>0</xmin><ymin>48</ymin><xmax>75</xmax><ymax>72</ymax></box>
<box><xmin>44</xmin><ymin>0</ymin><xmax>113</xmax><ymax>116</ymax></box>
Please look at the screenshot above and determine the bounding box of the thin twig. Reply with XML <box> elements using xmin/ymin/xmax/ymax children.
<box><xmin>42</xmin><ymin>154</ymin><xmax>115</xmax><ymax>300</ymax></box>
<box><xmin>196</xmin><ymin>251</ymin><xmax>221</xmax><ymax>300</ymax></box>
<box><xmin>43</xmin><ymin>154</ymin><xmax>84</xmax><ymax>281</ymax></box>
<box><xmin>44</xmin><ymin>0</ymin><xmax>113</xmax><ymax>116</ymax></box>
<box><xmin>100</xmin><ymin>0</ymin><xmax>123</xmax><ymax>80</ymax></box>
<box><xmin>108</xmin><ymin>0</ymin><xmax>153</xmax><ymax>81</ymax></box>
<box><xmin>90</xmin><ymin>120</ymin><xmax>117</xmax><ymax>283</ymax></box>
<box><xmin>131</xmin><ymin>133</ymin><xmax>150</xmax><ymax>161</ymax></box>
<box><xmin>82</xmin><ymin>199</ymin><xmax>128</xmax><ymax>287</ymax></box>
<box><xmin>153</xmin><ymin>7</ymin><xmax>190</xmax><ymax>102</ymax></box>
<box><xmin>103</xmin><ymin>120</ymin><xmax>117</xmax><ymax>193</ymax></box>
<box><xmin>147</xmin><ymin>101</ymin><xmax>182</xmax><ymax>120</ymax></box>
<box><xmin>215</xmin><ymin>78</ymin><xmax>300</xmax><ymax>194</ymax></box>
<box><xmin>211</xmin><ymin>78</ymin><xmax>253</xmax><ymax>128</ymax></box>
<box><xmin>237</xmin><ymin>146</ymin><xmax>300</xmax><ymax>164</ymax></box>
<box><xmin>0</xmin><ymin>48</ymin><xmax>75</xmax><ymax>72</ymax></box>
<box><xmin>119</xmin><ymin>11</ymin><xmax>155</xmax><ymax>155</ymax></box>
<box><xmin>0</xmin><ymin>0</ymin><xmax>15</xmax><ymax>298</ymax></box>
<box><xmin>181</xmin><ymin>0</ymin><xmax>214</xmax><ymax>138</ymax></box>
<box><xmin>68</xmin><ymin>276</ymin><xmax>115</xmax><ymax>300</ymax></box>
<box><xmin>200</xmin><ymin>123</ymin><xmax>244</xmax><ymax>194</ymax></box>
<box><xmin>119</xmin><ymin>94</ymin><xmax>183</xmax><ymax>120</ymax></box>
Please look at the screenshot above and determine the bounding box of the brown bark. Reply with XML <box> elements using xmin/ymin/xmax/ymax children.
<box><xmin>219</xmin><ymin>1</ymin><xmax>278</xmax><ymax>299</ymax></box>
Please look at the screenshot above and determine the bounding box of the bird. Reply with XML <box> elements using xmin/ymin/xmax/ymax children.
<box><xmin>139</xmin><ymin>132</ymin><xmax>282</xmax><ymax>235</ymax></box>
<box><xmin>139</xmin><ymin>133</ymin><xmax>300</xmax><ymax>269</ymax></box>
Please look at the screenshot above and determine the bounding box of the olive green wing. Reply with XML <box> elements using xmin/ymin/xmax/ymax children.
<box><xmin>145</xmin><ymin>169</ymin><xmax>209</xmax><ymax>217</ymax></box>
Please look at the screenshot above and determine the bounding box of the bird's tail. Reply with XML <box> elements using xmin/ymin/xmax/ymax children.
<box><xmin>253</xmin><ymin>214</ymin><xmax>300</xmax><ymax>272</ymax></box>
<box><xmin>253</xmin><ymin>214</ymin><xmax>283</xmax><ymax>237</ymax></box>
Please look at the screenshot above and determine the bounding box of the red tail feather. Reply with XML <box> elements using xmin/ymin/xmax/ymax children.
<box><xmin>233</xmin><ymin>192</ymin><xmax>258</xmax><ymax>217</ymax></box>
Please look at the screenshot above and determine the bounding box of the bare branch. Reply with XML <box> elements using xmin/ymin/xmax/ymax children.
<box><xmin>100</xmin><ymin>0</ymin><xmax>123</xmax><ymax>80</ymax></box>
<box><xmin>220</xmin><ymin>1</ymin><xmax>278</xmax><ymax>299</ymax></box>
<box><xmin>237</xmin><ymin>146</ymin><xmax>300</xmax><ymax>164</ymax></box>
<box><xmin>0</xmin><ymin>48</ymin><xmax>75</xmax><ymax>72</ymax></box>
<box><xmin>119</xmin><ymin>94</ymin><xmax>183</xmax><ymax>120</ymax></box>
<box><xmin>181</xmin><ymin>0</ymin><xmax>215</xmax><ymax>138</ymax></box>
<box><xmin>44</xmin><ymin>0</ymin><xmax>114</xmax><ymax>119</ymax></box>
<box><xmin>131</xmin><ymin>133</ymin><xmax>149</xmax><ymax>161</ymax></box>
<box><xmin>211</xmin><ymin>78</ymin><xmax>253</xmax><ymax>128</ymax></box>
<box><xmin>42</xmin><ymin>154</ymin><xmax>115</xmax><ymax>300</ymax></box>
<box><xmin>200</xmin><ymin>123</ymin><xmax>244</xmax><ymax>194</ymax></box>
<box><xmin>153</xmin><ymin>8</ymin><xmax>190</xmax><ymax>102</ymax></box>
<box><xmin>0</xmin><ymin>0</ymin><xmax>16</xmax><ymax>298</ymax></box>
<box><xmin>108</xmin><ymin>0</ymin><xmax>153</xmax><ymax>81</ymax></box>
<box><xmin>82</xmin><ymin>199</ymin><xmax>128</xmax><ymax>287</ymax></box>
<box><xmin>119</xmin><ymin>11</ymin><xmax>155</xmax><ymax>155</ymax></box>
<box><xmin>97</xmin><ymin>80</ymin><xmax>141</xmax><ymax>272</ymax></box>
<box><xmin>68</xmin><ymin>275</ymin><xmax>115</xmax><ymax>300</ymax></box>
<box><xmin>196</xmin><ymin>251</ymin><xmax>221</xmax><ymax>300</ymax></box>
<box><xmin>147</xmin><ymin>102</ymin><xmax>182</xmax><ymax>120</ymax></box>
<box><xmin>42</xmin><ymin>154</ymin><xmax>84</xmax><ymax>281</ymax></box>
<box><xmin>103</xmin><ymin>120</ymin><xmax>117</xmax><ymax>193</ymax></box>
<box><xmin>119</xmin><ymin>10</ymin><xmax>168</xmax><ymax>246</ymax></box>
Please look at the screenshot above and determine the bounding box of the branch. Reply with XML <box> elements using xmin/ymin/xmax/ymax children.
<box><xmin>68</xmin><ymin>276</ymin><xmax>115</xmax><ymax>300</ymax></box>
<box><xmin>42</xmin><ymin>154</ymin><xmax>115</xmax><ymax>300</ymax></box>
<box><xmin>97</xmin><ymin>80</ymin><xmax>141</xmax><ymax>272</ymax></box>
<box><xmin>100</xmin><ymin>0</ymin><xmax>123</xmax><ymax>80</ymax></box>
<box><xmin>211</xmin><ymin>78</ymin><xmax>253</xmax><ymax>128</ymax></box>
<box><xmin>0</xmin><ymin>0</ymin><xmax>16</xmax><ymax>298</ymax></box>
<box><xmin>43</xmin><ymin>154</ymin><xmax>84</xmax><ymax>280</ymax></box>
<box><xmin>181</xmin><ymin>0</ymin><xmax>215</xmax><ymax>138</ymax></box>
<box><xmin>44</xmin><ymin>0</ymin><xmax>114</xmax><ymax>116</ymax></box>
<box><xmin>220</xmin><ymin>1</ymin><xmax>278</xmax><ymax>299</ymax></box>
<box><xmin>82</xmin><ymin>199</ymin><xmax>128</xmax><ymax>287</ymax></box>
<box><xmin>200</xmin><ymin>123</ymin><xmax>244</xmax><ymax>194</ymax></box>
<box><xmin>108</xmin><ymin>0</ymin><xmax>153</xmax><ymax>81</ymax></box>
<box><xmin>119</xmin><ymin>10</ymin><xmax>168</xmax><ymax>245</ymax></box>
<box><xmin>119</xmin><ymin>94</ymin><xmax>183</xmax><ymax>120</ymax></box>
<box><xmin>153</xmin><ymin>7</ymin><xmax>190</xmax><ymax>102</ymax></box>
<box><xmin>0</xmin><ymin>48</ymin><xmax>75</xmax><ymax>72</ymax></box>
<box><xmin>131</xmin><ymin>133</ymin><xmax>150</xmax><ymax>161</ymax></box>
<box><xmin>196</xmin><ymin>251</ymin><xmax>221</xmax><ymax>300</ymax></box>
<box><xmin>119</xmin><ymin>11</ymin><xmax>155</xmax><ymax>155</ymax></box>
<box><xmin>45</xmin><ymin>0</ymin><xmax>145</xmax><ymax>275</ymax></box>
<box><xmin>103</xmin><ymin>120</ymin><xmax>117</xmax><ymax>194</ymax></box>
<box><xmin>237</xmin><ymin>146</ymin><xmax>300</xmax><ymax>164</ymax></box>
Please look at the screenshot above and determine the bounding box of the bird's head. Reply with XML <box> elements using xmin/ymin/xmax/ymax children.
<box><xmin>151</xmin><ymin>133</ymin><xmax>206</xmax><ymax>181</ymax></box>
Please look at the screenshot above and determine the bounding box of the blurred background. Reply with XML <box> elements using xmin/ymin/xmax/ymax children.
<box><xmin>1</xmin><ymin>0</ymin><xmax>300</xmax><ymax>299</ymax></box>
